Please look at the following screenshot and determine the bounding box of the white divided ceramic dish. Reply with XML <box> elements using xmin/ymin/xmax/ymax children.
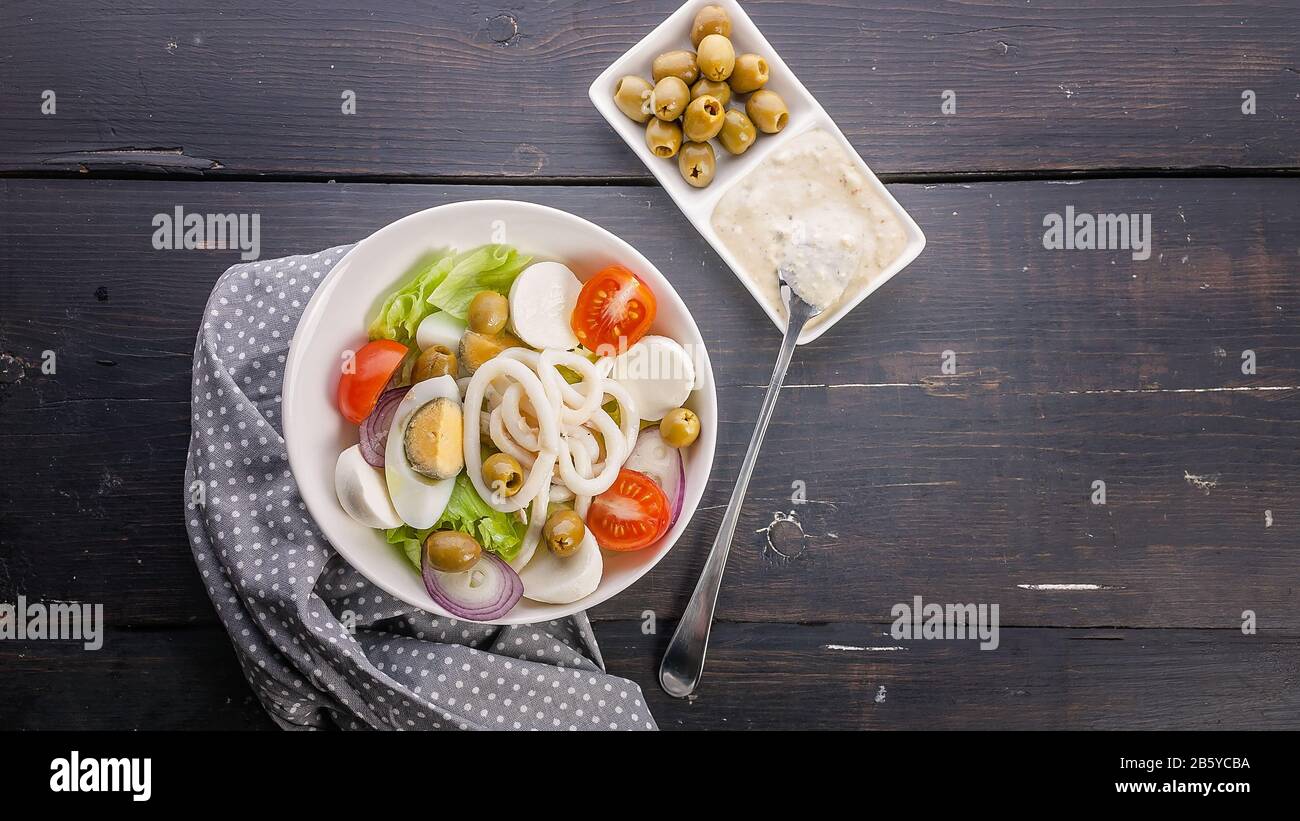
<box><xmin>589</xmin><ymin>0</ymin><xmax>926</xmax><ymax>344</ymax></box>
<box><xmin>283</xmin><ymin>200</ymin><xmax>718</xmax><ymax>625</ymax></box>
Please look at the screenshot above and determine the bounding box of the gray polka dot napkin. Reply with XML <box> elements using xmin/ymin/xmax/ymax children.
<box><xmin>184</xmin><ymin>245</ymin><xmax>656</xmax><ymax>731</ymax></box>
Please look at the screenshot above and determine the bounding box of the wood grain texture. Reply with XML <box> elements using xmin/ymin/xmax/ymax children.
<box><xmin>0</xmin><ymin>627</ymin><xmax>276</xmax><ymax>730</ymax></box>
<box><xmin>2</xmin><ymin>178</ymin><xmax>1297</xmax><ymax>631</ymax></box>
<box><xmin>1</xmin><ymin>622</ymin><xmax>1294</xmax><ymax>729</ymax></box>
<box><xmin>3</xmin><ymin>0</ymin><xmax>1297</xmax><ymax>735</ymax></box>
<box><xmin>600</xmin><ymin>621</ymin><xmax>1300</xmax><ymax>730</ymax></box>
<box><xmin>1</xmin><ymin>0</ymin><xmax>1297</xmax><ymax>179</ymax></box>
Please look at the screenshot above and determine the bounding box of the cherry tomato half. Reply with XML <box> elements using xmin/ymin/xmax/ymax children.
<box><xmin>570</xmin><ymin>265</ymin><xmax>657</xmax><ymax>356</ymax></box>
<box><xmin>586</xmin><ymin>468</ymin><xmax>671</xmax><ymax>552</ymax></box>
<box><xmin>338</xmin><ymin>339</ymin><xmax>407</xmax><ymax>424</ymax></box>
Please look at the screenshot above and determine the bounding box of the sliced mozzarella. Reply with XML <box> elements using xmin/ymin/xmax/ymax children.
<box><xmin>385</xmin><ymin>375</ymin><xmax>460</xmax><ymax>529</ymax></box>
<box><xmin>335</xmin><ymin>445</ymin><xmax>402</xmax><ymax>529</ymax></box>
<box><xmin>508</xmin><ymin>261</ymin><xmax>581</xmax><ymax>351</ymax></box>
<box><xmin>416</xmin><ymin>311</ymin><xmax>468</xmax><ymax>352</ymax></box>
<box><xmin>607</xmin><ymin>334</ymin><xmax>696</xmax><ymax>422</ymax></box>
<box><xmin>519</xmin><ymin>529</ymin><xmax>603</xmax><ymax>604</ymax></box>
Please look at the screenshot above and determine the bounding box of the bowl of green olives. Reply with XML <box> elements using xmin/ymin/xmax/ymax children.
<box><xmin>595</xmin><ymin>2</ymin><xmax>792</xmax><ymax>191</ymax></box>
<box><xmin>589</xmin><ymin>0</ymin><xmax>927</xmax><ymax>346</ymax></box>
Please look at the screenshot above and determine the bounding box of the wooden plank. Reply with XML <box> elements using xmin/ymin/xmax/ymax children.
<box><xmin>629</xmin><ymin>383</ymin><xmax>1300</xmax><ymax>626</ymax></box>
<box><xmin>1</xmin><ymin>622</ymin><xmax>1294</xmax><ymax>729</ymax></box>
<box><xmin>0</xmin><ymin>627</ymin><xmax>276</xmax><ymax>730</ymax></box>
<box><xmin>597</xmin><ymin>621</ymin><xmax>1300</xmax><ymax>730</ymax></box>
<box><xmin>1</xmin><ymin>0</ymin><xmax>1297</xmax><ymax>178</ymax></box>
<box><xmin>1</xmin><ymin>178</ymin><xmax>1298</xmax><ymax>629</ymax></box>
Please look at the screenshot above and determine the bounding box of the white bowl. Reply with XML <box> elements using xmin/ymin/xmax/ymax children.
<box><xmin>283</xmin><ymin>200</ymin><xmax>717</xmax><ymax>625</ymax></box>
<box><xmin>589</xmin><ymin>0</ymin><xmax>926</xmax><ymax>344</ymax></box>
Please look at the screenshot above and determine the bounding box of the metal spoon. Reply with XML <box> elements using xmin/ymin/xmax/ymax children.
<box><xmin>659</xmin><ymin>270</ymin><xmax>823</xmax><ymax>698</ymax></box>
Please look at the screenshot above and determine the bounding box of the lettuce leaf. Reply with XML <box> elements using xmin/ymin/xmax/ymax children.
<box><xmin>368</xmin><ymin>250</ymin><xmax>455</xmax><ymax>345</ymax></box>
<box><xmin>384</xmin><ymin>526</ymin><xmax>426</xmax><ymax>571</ymax></box>
<box><xmin>383</xmin><ymin>474</ymin><xmax>527</xmax><ymax>570</ymax></box>
<box><xmin>602</xmin><ymin>397</ymin><xmax>620</xmax><ymax>427</ymax></box>
<box><xmin>426</xmin><ymin>244</ymin><xmax>531</xmax><ymax>320</ymax></box>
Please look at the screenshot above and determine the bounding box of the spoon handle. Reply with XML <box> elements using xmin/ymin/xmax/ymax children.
<box><xmin>659</xmin><ymin>292</ymin><xmax>811</xmax><ymax>698</ymax></box>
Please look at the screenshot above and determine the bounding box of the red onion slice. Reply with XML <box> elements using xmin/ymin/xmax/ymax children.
<box><xmin>358</xmin><ymin>386</ymin><xmax>410</xmax><ymax>468</ymax></box>
<box><xmin>623</xmin><ymin>427</ymin><xmax>685</xmax><ymax>527</ymax></box>
<box><xmin>671</xmin><ymin>448</ymin><xmax>685</xmax><ymax>527</ymax></box>
<box><xmin>422</xmin><ymin>547</ymin><xmax>523</xmax><ymax>622</ymax></box>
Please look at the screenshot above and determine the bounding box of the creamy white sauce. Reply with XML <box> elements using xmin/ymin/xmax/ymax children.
<box><xmin>710</xmin><ymin>129</ymin><xmax>908</xmax><ymax>327</ymax></box>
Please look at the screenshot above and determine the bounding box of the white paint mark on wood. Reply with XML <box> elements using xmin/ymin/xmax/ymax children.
<box><xmin>757</xmin><ymin>510</ymin><xmax>805</xmax><ymax>559</ymax></box>
<box><xmin>875</xmin><ymin>685</ymin><xmax>888</xmax><ymax>703</ymax></box>
<box><xmin>1049</xmin><ymin>385</ymin><xmax>1299</xmax><ymax>396</ymax></box>
<box><xmin>871</xmin><ymin>481</ymin><xmax>960</xmax><ymax>488</ymax></box>
<box><xmin>1183</xmin><ymin>470</ymin><xmax>1220</xmax><ymax>494</ymax></box>
<box><xmin>823</xmin><ymin>644</ymin><xmax>908</xmax><ymax>652</ymax></box>
<box><xmin>1016</xmin><ymin>583</ymin><xmax>1125</xmax><ymax>591</ymax></box>
<box><xmin>739</xmin><ymin>383</ymin><xmax>1300</xmax><ymax>396</ymax></box>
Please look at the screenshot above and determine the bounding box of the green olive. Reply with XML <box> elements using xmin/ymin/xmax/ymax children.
<box><xmin>649</xmin><ymin>76</ymin><xmax>690</xmax><ymax>121</ymax></box>
<box><xmin>468</xmin><ymin>290</ymin><xmax>509</xmax><ymax>335</ymax></box>
<box><xmin>424</xmin><ymin>530</ymin><xmax>482</xmax><ymax>573</ymax></box>
<box><xmin>652</xmin><ymin>50</ymin><xmax>698</xmax><ymax>85</ymax></box>
<box><xmin>682</xmin><ymin>95</ymin><xmax>724</xmax><ymax>142</ymax></box>
<box><xmin>645</xmin><ymin>118</ymin><xmax>683</xmax><ymax>159</ymax></box>
<box><xmin>718</xmin><ymin>109</ymin><xmax>758</xmax><ymax>155</ymax></box>
<box><xmin>660</xmin><ymin>407</ymin><xmax>701</xmax><ymax>448</ymax></box>
<box><xmin>412</xmin><ymin>343</ymin><xmax>457</xmax><ymax>383</ymax></box>
<box><xmin>482</xmin><ymin>452</ymin><xmax>524</xmax><ymax>497</ymax></box>
<box><xmin>690</xmin><ymin>77</ymin><xmax>731</xmax><ymax>107</ymax></box>
<box><xmin>612</xmin><ymin>75</ymin><xmax>653</xmax><ymax>123</ymax></box>
<box><xmin>696</xmin><ymin>34</ymin><xmax>735</xmax><ymax>82</ymax></box>
<box><xmin>677</xmin><ymin>141</ymin><xmax>716</xmax><ymax>188</ymax></box>
<box><xmin>728</xmin><ymin>53</ymin><xmax>770</xmax><ymax>94</ymax></box>
<box><xmin>746</xmin><ymin>89</ymin><xmax>789</xmax><ymax>134</ymax></box>
<box><xmin>543</xmin><ymin>509</ymin><xmax>586</xmax><ymax>557</ymax></box>
<box><xmin>690</xmin><ymin>4</ymin><xmax>732</xmax><ymax>47</ymax></box>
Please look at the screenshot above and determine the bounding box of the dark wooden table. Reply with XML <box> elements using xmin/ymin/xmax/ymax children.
<box><xmin>2</xmin><ymin>0</ymin><xmax>1298</xmax><ymax>730</ymax></box>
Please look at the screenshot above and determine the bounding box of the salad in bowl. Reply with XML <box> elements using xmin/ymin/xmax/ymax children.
<box><xmin>284</xmin><ymin>201</ymin><xmax>716</xmax><ymax>624</ymax></box>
